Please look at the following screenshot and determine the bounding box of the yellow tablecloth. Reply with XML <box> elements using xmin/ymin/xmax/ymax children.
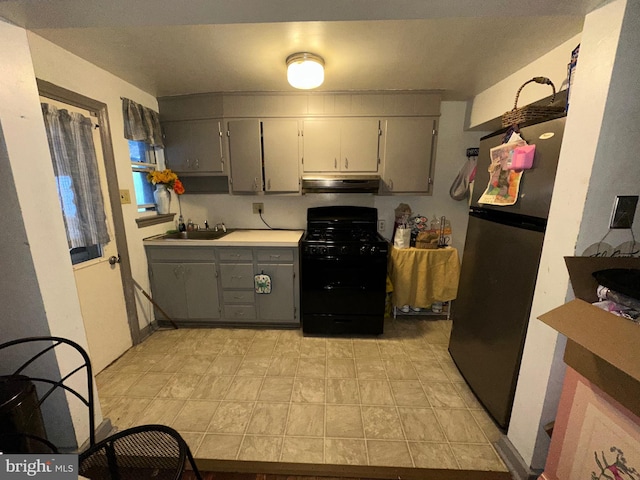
<box><xmin>388</xmin><ymin>246</ymin><xmax>460</xmax><ymax>308</ymax></box>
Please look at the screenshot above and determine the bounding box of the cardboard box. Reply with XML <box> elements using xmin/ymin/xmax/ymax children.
<box><xmin>538</xmin><ymin>257</ymin><xmax>640</xmax><ymax>382</ymax></box>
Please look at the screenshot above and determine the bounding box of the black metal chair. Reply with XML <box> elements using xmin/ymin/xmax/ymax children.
<box><xmin>0</xmin><ymin>336</ymin><xmax>95</xmax><ymax>452</ymax></box>
<box><xmin>0</xmin><ymin>337</ymin><xmax>202</xmax><ymax>480</ymax></box>
<box><xmin>79</xmin><ymin>424</ymin><xmax>201</xmax><ymax>480</ymax></box>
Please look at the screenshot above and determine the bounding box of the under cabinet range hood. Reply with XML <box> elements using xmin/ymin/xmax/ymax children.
<box><xmin>301</xmin><ymin>175</ymin><xmax>380</xmax><ymax>194</ymax></box>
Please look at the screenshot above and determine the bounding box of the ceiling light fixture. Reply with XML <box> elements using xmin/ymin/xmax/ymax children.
<box><xmin>286</xmin><ymin>52</ymin><xmax>325</xmax><ymax>90</ymax></box>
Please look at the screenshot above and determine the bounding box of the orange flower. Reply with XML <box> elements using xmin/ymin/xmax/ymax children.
<box><xmin>173</xmin><ymin>179</ymin><xmax>185</xmax><ymax>195</ymax></box>
<box><xmin>146</xmin><ymin>169</ymin><xmax>185</xmax><ymax>194</ymax></box>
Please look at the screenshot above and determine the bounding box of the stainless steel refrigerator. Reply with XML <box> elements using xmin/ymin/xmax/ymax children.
<box><xmin>448</xmin><ymin>115</ymin><xmax>566</xmax><ymax>430</ymax></box>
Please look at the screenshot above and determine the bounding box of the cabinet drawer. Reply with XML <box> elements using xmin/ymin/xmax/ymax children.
<box><xmin>256</xmin><ymin>249</ymin><xmax>294</xmax><ymax>262</ymax></box>
<box><xmin>146</xmin><ymin>247</ymin><xmax>216</xmax><ymax>262</ymax></box>
<box><xmin>223</xmin><ymin>290</ymin><xmax>255</xmax><ymax>304</ymax></box>
<box><xmin>224</xmin><ymin>304</ymin><xmax>256</xmax><ymax>320</ymax></box>
<box><xmin>218</xmin><ymin>248</ymin><xmax>253</xmax><ymax>262</ymax></box>
<box><xmin>220</xmin><ymin>264</ymin><xmax>254</xmax><ymax>288</ymax></box>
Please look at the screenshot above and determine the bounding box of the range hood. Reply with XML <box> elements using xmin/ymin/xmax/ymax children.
<box><xmin>302</xmin><ymin>175</ymin><xmax>380</xmax><ymax>194</ymax></box>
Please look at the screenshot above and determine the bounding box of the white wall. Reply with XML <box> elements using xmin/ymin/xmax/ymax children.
<box><xmin>27</xmin><ymin>33</ymin><xmax>171</xmax><ymax>332</ymax></box>
<box><xmin>505</xmin><ymin>0</ymin><xmax>636</xmax><ymax>471</ymax></box>
<box><xmin>0</xmin><ymin>19</ymin><xmax>98</xmax><ymax>450</ymax></box>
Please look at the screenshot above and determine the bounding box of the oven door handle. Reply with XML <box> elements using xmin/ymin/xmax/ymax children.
<box><xmin>323</xmin><ymin>283</ymin><xmax>367</xmax><ymax>291</ymax></box>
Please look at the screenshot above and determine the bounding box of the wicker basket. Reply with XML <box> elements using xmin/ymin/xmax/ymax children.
<box><xmin>501</xmin><ymin>77</ymin><xmax>565</xmax><ymax>127</ymax></box>
<box><xmin>415</xmin><ymin>232</ymin><xmax>439</xmax><ymax>249</ymax></box>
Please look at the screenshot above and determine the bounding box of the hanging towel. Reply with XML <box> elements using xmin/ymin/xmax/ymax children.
<box><xmin>254</xmin><ymin>273</ymin><xmax>272</xmax><ymax>294</ymax></box>
<box><xmin>449</xmin><ymin>157</ymin><xmax>477</xmax><ymax>201</ymax></box>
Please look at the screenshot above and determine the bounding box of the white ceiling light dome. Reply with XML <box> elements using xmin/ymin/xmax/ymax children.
<box><xmin>286</xmin><ymin>52</ymin><xmax>325</xmax><ymax>89</ymax></box>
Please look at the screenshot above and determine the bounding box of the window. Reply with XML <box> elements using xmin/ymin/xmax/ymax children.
<box><xmin>129</xmin><ymin>140</ymin><xmax>158</xmax><ymax>213</ymax></box>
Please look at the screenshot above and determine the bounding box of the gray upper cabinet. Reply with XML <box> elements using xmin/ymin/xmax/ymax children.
<box><xmin>163</xmin><ymin>119</ymin><xmax>225</xmax><ymax>174</ymax></box>
<box><xmin>227</xmin><ymin>119</ymin><xmax>300</xmax><ymax>194</ymax></box>
<box><xmin>381</xmin><ymin>117</ymin><xmax>438</xmax><ymax>194</ymax></box>
<box><xmin>302</xmin><ymin>118</ymin><xmax>380</xmax><ymax>173</ymax></box>
<box><xmin>263</xmin><ymin>119</ymin><xmax>300</xmax><ymax>193</ymax></box>
<box><xmin>227</xmin><ymin>119</ymin><xmax>262</xmax><ymax>193</ymax></box>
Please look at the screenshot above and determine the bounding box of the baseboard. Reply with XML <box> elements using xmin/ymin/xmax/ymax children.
<box><xmin>195</xmin><ymin>459</ymin><xmax>512</xmax><ymax>480</ymax></box>
<box><xmin>495</xmin><ymin>435</ymin><xmax>543</xmax><ymax>480</ymax></box>
<box><xmin>139</xmin><ymin>320</ymin><xmax>159</xmax><ymax>342</ymax></box>
<box><xmin>74</xmin><ymin>418</ymin><xmax>114</xmax><ymax>452</ymax></box>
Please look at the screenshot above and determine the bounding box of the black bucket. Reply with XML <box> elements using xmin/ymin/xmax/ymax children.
<box><xmin>0</xmin><ymin>375</ymin><xmax>52</xmax><ymax>453</ymax></box>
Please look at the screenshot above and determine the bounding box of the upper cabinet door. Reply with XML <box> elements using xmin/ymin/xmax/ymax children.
<box><xmin>227</xmin><ymin>119</ymin><xmax>263</xmax><ymax>193</ymax></box>
<box><xmin>340</xmin><ymin>118</ymin><xmax>380</xmax><ymax>172</ymax></box>
<box><xmin>381</xmin><ymin>117</ymin><xmax>438</xmax><ymax>194</ymax></box>
<box><xmin>302</xmin><ymin>118</ymin><xmax>380</xmax><ymax>173</ymax></box>
<box><xmin>263</xmin><ymin>119</ymin><xmax>300</xmax><ymax>193</ymax></box>
<box><xmin>302</xmin><ymin>119</ymin><xmax>340</xmax><ymax>172</ymax></box>
<box><xmin>163</xmin><ymin>119</ymin><xmax>224</xmax><ymax>174</ymax></box>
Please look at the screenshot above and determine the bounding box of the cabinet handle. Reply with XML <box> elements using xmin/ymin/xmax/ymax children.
<box><xmin>345</xmin><ymin>157</ymin><xmax>349</xmax><ymax>169</ymax></box>
<box><xmin>231</xmin><ymin>275</ymin><xmax>243</xmax><ymax>279</ymax></box>
<box><xmin>254</xmin><ymin>177</ymin><xmax>258</xmax><ymax>190</ymax></box>
<box><xmin>334</xmin><ymin>158</ymin><xmax>337</xmax><ymax>169</ymax></box>
<box><xmin>267</xmin><ymin>179</ymin><xmax>271</xmax><ymax>190</ymax></box>
<box><xmin>270</xmin><ymin>255</ymin><xmax>281</xmax><ymax>259</ymax></box>
<box><xmin>186</xmin><ymin>158</ymin><xmax>191</xmax><ymax>169</ymax></box>
<box><xmin>195</xmin><ymin>158</ymin><xmax>199</xmax><ymax>169</ymax></box>
<box><xmin>389</xmin><ymin>179</ymin><xmax>394</xmax><ymax>190</ymax></box>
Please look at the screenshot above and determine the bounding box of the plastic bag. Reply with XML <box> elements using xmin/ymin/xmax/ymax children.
<box><xmin>393</xmin><ymin>227</ymin><xmax>411</xmax><ymax>249</ymax></box>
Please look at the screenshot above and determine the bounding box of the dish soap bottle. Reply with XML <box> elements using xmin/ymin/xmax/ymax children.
<box><xmin>178</xmin><ymin>215</ymin><xmax>186</xmax><ymax>232</ymax></box>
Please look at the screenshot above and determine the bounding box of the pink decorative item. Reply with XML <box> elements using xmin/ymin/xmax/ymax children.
<box><xmin>510</xmin><ymin>144</ymin><xmax>536</xmax><ymax>170</ymax></box>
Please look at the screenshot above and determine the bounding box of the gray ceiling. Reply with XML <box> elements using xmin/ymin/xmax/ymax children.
<box><xmin>0</xmin><ymin>0</ymin><xmax>600</xmax><ymax>99</ymax></box>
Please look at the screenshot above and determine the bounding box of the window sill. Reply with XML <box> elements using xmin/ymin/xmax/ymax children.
<box><xmin>135</xmin><ymin>213</ymin><xmax>175</xmax><ymax>228</ymax></box>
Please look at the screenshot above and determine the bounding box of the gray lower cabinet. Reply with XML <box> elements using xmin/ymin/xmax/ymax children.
<box><xmin>147</xmin><ymin>247</ymin><xmax>221</xmax><ymax>322</ymax></box>
<box><xmin>218</xmin><ymin>247</ymin><xmax>299</xmax><ymax>325</ymax></box>
<box><xmin>256</xmin><ymin>263</ymin><xmax>295</xmax><ymax>321</ymax></box>
<box><xmin>145</xmin><ymin>245</ymin><xmax>299</xmax><ymax>326</ymax></box>
<box><xmin>219</xmin><ymin>248</ymin><xmax>256</xmax><ymax>322</ymax></box>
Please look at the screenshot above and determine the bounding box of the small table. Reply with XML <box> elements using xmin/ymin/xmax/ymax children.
<box><xmin>388</xmin><ymin>246</ymin><xmax>461</xmax><ymax>316</ymax></box>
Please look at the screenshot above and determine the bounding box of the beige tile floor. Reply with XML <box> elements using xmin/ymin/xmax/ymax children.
<box><xmin>95</xmin><ymin>318</ymin><xmax>508</xmax><ymax>473</ymax></box>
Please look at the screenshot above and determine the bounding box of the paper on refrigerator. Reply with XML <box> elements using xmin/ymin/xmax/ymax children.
<box><xmin>478</xmin><ymin>136</ymin><xmax>527</xmax><ymax>206</ymax></box>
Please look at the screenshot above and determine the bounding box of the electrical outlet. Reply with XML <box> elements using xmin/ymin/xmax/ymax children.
<box><xmin>378</xmin><ymin>220</ymin><xmax>386</xmax><ymax>231</ymax></box>
<box><xmin>119</xmin><ymin>189</ymin><xmax>131</xmax><ymax>204</ymax></box>
<box><xmin>252</xmin><ymin>203</ymin><xmax>264</xmax><ymax>214</ymax></box>
<box><xmin>610</xmin><ymin>195</ymin><xmax>638</xmax><ymax>228</ymax></box>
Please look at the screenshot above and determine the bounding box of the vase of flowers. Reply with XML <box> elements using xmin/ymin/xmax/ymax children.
<box><xmin>147</xmin><ymin>169</ymin><xmax>185</xmax><ymax>214</ymax></box>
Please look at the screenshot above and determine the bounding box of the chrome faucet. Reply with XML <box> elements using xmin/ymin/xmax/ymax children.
<box><xmin>214</xmin><ymin>222</ymin><xmax>227</xmax><ymax>233</ymax></box>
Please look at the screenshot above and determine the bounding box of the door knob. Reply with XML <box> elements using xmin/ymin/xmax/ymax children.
<box><xmin>108</xmin><ymin>255</ymin><xmax>121</xmax><ymax>265</ymax></box>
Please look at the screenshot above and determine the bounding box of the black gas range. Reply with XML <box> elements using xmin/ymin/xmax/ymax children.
<box><xmin>300</xmin><ymin>206</ymin><xmax>389</xmax><ymax>335</ymax></box>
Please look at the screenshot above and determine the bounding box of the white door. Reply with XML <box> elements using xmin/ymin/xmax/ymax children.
<box><xmin>41</xmin><ymin>98</ymin><xmax>132</xmax><ymax>373</ymax></box>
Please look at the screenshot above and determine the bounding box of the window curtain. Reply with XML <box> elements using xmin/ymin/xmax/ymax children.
<box><xmin>41</xmin><ymin>103</ymin><xmax>110</xmax><ymax>249</ymax></box>
<box><xmin>122</xmin><ymin>98</ymin><xmax>164</xmax><ymax>147</ymax></box>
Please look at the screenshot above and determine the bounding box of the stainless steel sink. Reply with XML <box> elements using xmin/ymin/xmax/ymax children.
<box><xmin>160</xmin><ymin>230</ymin><xmax>231</xmax><ymax>240</ymax></box>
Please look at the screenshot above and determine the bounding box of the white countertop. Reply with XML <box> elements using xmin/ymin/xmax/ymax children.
<box><xmin>144</xmin><ymin>229</ymin><xmax>304</xmax><ymax>247</ymax></box>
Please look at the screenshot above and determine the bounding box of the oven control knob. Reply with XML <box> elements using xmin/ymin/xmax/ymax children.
<box><xmin>308</xmin><ymin>246</ymin><xmax>316</xmax><ymax>255</ymax></box>
<box><xmin>319</xmin><ymin>246</ymin><xmax>328</xmax><ymax>255</ymax></box>
<box><xmin>340</xmin><ymin>245</ymin><xmax>350</xmax><ymax>254</ymax></box>
<box><xmin>370</xmin><ymin>245</ymin><xmax>379</xmax><ymax>255</ymax></box>
<box><xmin>360</xmin><ymin>245</ymin><xmax>369</xmax><ymax>255</ymax></box>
